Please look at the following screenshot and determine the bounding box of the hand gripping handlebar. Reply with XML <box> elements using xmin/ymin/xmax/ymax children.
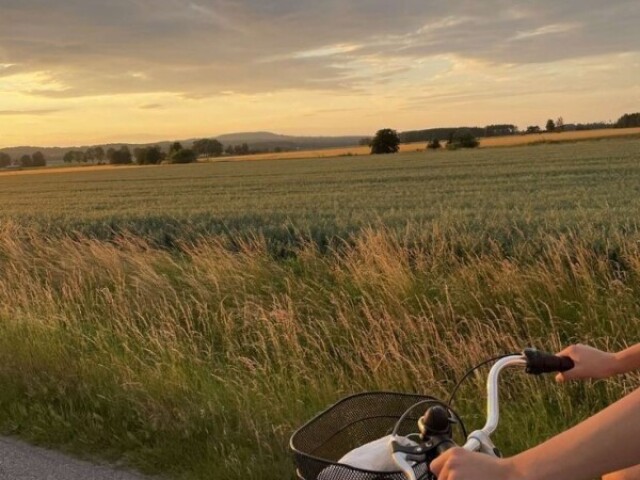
<box><xmin>462</xmin><ymin>349</ymin><xmax>574</xmax><ymax>454</ymax></box>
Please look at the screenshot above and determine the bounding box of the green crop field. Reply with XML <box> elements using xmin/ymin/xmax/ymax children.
<box><xmin>0</xmin><ymin>138</ymin><xmax>639</xmax><ymax>480</ymax></box>
<box><xmin>2</xmin><ymin>138</ymin><xmax>640</xmax><ymax>246</ymax></box>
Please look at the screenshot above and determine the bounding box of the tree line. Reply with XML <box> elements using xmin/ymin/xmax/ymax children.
<box><xmin>0</xmin><ymin>151</ymin><xmax>47</xmax><ymax>168</ymax></box>
<box><xmin>369</xmin><ymin>128</ymin><xmax>480</xmax><ymax>154</ymax></box>
<box><xmin>394</xmin><ymin>112</ymin><xmax>639</xmax><ymax>145</ymax></box>
<box><xmin>58</xmin><ymin>138</ymin><xmax>281</xmax><ymax>167</ymax></box>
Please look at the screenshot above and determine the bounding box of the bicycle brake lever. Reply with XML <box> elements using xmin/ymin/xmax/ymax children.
<box><xmin>390</xmin><ymin>438</ymin><xmax>423</xmax><ymax>480</ymax></box>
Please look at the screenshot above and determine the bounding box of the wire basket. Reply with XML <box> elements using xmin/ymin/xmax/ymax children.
<box><xmin>290</xmin><ymin>392</ymin><xmax>437</xmax><ymax>480</ymax></box>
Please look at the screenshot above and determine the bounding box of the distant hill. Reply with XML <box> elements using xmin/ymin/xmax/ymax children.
<box><xmin>0</xmin><ymin>132</ymin><xmax>366</xmax><ymax>163</ymax></box>
<box><xmin>216</xmin><ymin>131</ymin><xmax>364</xmax><ymax>149</ymax></box>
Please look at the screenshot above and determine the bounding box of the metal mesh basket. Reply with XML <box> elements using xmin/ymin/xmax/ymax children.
<box><xmin>290</xmin><ymin>392</ymin><xmax>437</xmax><ymax>480</ymax></box>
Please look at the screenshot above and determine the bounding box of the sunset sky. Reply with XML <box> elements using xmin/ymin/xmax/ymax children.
<box><xmin>1</xmin><ymin>0</ymin><xmax>639</xmax><ymax>148</ymax></box>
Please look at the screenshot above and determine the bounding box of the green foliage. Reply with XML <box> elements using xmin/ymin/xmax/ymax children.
<box><xmin>31</xmin><ymin>151</ymin><xmax>46</xmax><ymax>167</ymax></box>
<box><xmin>447</xmin><ymin>130</ymin><xmax>479</xmax><ymax>149</ymax></box>
<box><xmin>615</xmin><ymin>112</ymin><xmax>640</xmax><ymax>128</ymax></box>
<box><xmin>170</xmin><ymin>148</ymin><xmax>197</xmax><ymax>164</ymax></box>
<box><xmin>226</xmin><ymin>143</ymin><xmax>251</xmax><ymax>156</ymax></box>
<box><xmin>107</xmin><ymin>146</ymin><xmax>133</xmax><ymax>165</ymax></box>
<box><xmin>370</xmin><ymin>128</ymin><xmax>400</xmax><ymax>154</ymax></box>
<box><xmin>427</xmin><ymin>138</ymin><xmax>442</xmax><ymax>150</ymax></box>
<box><xmin>169</xmin><ymin>142</ymin><xmax>183</xmax><ymax>156</ymax></box>
<box><xmin>400</xmin><ymin>127</ymin><xmax>485</xmax><ymax>143</ymax></box>
<box><xmin>484</xmin><ymin>124</ymin><xmax>518</xmax><ymax>136</ymax></box>
<box><xmin>546</xmin><ymin>119</ymin><xmax>556</xmax><ymax>132</ymax></box>
<box><xmin>133</xmin><ymin>146</ymin><xmax>164</xmax><ymax>165</ymax></box>
<box><xmin>192</xmin><ymin>138</ymin><xmax>223</xmax><ymax>158</ymax></box>
<box><xmin>63</xmin><ymin>151</ymin><xmax>85</xmax><ymax>163</ymax></box>
<box><xmin>0</xmin><ymin>152</ymin><xmax>11</xmax><ymax>168</ymax></box>
<box><xmin>84</xmin><ymin>146</ymin><xmax>106</xmax><ymax>164</ymax></box>
<box><xmin>19</xmin><ymin>154</ymin><xmax>32</xmax><ymax>167</ymax></box>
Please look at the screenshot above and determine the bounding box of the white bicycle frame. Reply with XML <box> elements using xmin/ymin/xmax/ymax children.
<box><xmin>392</xmin><ymin>354</ymin><xmax>527</xmax><ymax>480</ymax></box>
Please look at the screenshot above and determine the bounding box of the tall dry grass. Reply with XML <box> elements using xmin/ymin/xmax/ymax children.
<box><xmin>0</xmin><ymin>223</ymin><xmax>638</xmax><ymax>479</ymax></box>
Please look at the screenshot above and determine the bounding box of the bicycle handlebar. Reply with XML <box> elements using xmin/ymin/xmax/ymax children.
<box><xmin>462</xmin><ymin>350</ymin><xmax>574</xmax><ymax>453</ymax></box>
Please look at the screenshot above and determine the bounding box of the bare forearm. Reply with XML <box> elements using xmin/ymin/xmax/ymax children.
<box><xmin>511</xmin><ymin>387</ymin><xmax>640</xmax><ymax>480</ymax></box>
<box><xmin>612</xmin><ymin>343</ymin><xmax>640</xmax><ymax>375</ymax></box>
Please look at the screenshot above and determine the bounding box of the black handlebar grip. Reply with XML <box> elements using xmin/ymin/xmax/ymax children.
<box><xmin>524</xmin><ymin>348</ymin><xmax>575</xmax><ymax>375</ymax></box>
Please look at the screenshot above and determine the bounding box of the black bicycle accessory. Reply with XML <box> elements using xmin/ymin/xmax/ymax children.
<box><xmin>417</xmin><ymin>405</ymin><xmax>457</xmax><ymax>465</ymax></box>
<box><xmin>524</xmin><ymin>348</ymin><xmax>575</xmax><ymax>375</ymax></box>
<box><xmin>290</xmin><ymin>392</ymin><xmax>436</xmax><ymax>480</ymax></box>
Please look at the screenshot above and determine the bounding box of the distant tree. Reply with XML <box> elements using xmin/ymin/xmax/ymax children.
<box><xmin>193</xmin><ymin>138</ymin><xmax>223</xmax><ymax>158</ymax></box>
<box><xmin>447</xmin><ymin>129</ymin><xmax>480</xmax><ymax>149</ymax></box>
<box><xmin>546</xmin><ymin>119</ymin><xmax>556</xmax><ymax>132</ymax></box>
<box><xmin>370</xmin><ymin>128</ymin><xmax>400</xmax><ymax>154</ymax></box>
<box><xmin>19</xmin><ymin>154</ymin><xmax>33</xmax><ymax>167</ymax></box>
<box><xmin>119</xmin><ymin>146</ymin><xmax>132</xmax><ymax>164</ymax></box>
<box><xmin>615</xmin><ymin>112</ymin><xmax>640</xmax><ymax>128</ymax></box>
<box><xmin>427</xmin><ymin>138</ymin><xmax>442</xmax><ymax>150</ymax></box>
<box><xmin>134</xmin><ymin>146</ymin><xmax>163</xmax><ymax>165</ymax></box>
<box><xmin>170</xmin><ymin>148</ymin><xmax>197</xmax><ymax>164</ymax></box>
<box><xmin>231</xmin><ymin>143</ymin><xmax>250</xmax><ymax>155</ymax></box>
<box><xmin>556</xmin><ymin>117</ymin><xmax>565</xmax><ymax>132</ymax></box>
<box><xmin>526</xmin><ymin>125</ymin><xmax>542</xmax><ymax>134</ymax></box>
<box><xmin>575</xmin><ymin>122</ymin><xmax>611</xmax><ymax>131</ymax></box>
<box><xmin>83</xmin><ymin>148</ymin><xmax>94</xmax><ymax>163</ymax></box>
<box><xmin>133</xmin><ymin>148</ymin><xmax>145</xmax><ymax>165</ymax></box>
<box><xmin>62</xmin><ymin>150</ymin><xmax>83</xmax><ymax>163</ymax></box>
<box><xmin>169</xmin><ymin>142</ymin><xmax>183</xmax><ymax>156</ymax></box>
<box><xmin>484</xmin><ymin>124</ymin><xmax>518</xmax><ymax>137</ymax></box>
<box><xmin>94</xmin><ymin>146</ymin><xmax>105</xmax><ymax>164</ymax></box>
<box><xmin>0</xmin><ymin>152</ymin><xmax>12</xmax><ymax>168</ymax></box>
<box><xmin>31</xmin><ymin>151</ymin><xmax>46</xmax><ymax>167</ymax></box>
<box><xmin>106</xmin><ymin>148</ymin><xmax>116</xmax><ymax>164</ymax></box>
<box><xmin>148</xmin><ymin>146</ymin><xmax>164</xmax><ymax>165</ymax></box>
<box><xmin>107</xmin><ymin>146</ymin><xmax>132</xmax><ymax>165</ymax></box>
<box><xmin>359</xmin><ymin>137</ymin><xmax>373</xmax><ymax>146</ymax></box>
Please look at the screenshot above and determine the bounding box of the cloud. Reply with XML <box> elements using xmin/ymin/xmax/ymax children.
<box><xmin>0</xmin><ymin>0</ymin><xmax>638</xmax><ymax>100</ymax></box>
<box><xmin>0</xmin><ymin>109</ymin><xmax>62</xmax><ymax>116</ymax></box>
<box><xmin>512</xmin><ymin>23</ymin><xmax>580</xmax><ymax>41</ymax></box>
<box><xmin>139</xmin><ymin>103</ymin><xmax>164</xmax><ymax>110</ymax></box>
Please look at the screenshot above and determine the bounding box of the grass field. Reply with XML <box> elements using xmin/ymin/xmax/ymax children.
<box><xmin>0</xmin><ymin>138</ymin><xmax>639</xmax><ymax>479</ymax></box>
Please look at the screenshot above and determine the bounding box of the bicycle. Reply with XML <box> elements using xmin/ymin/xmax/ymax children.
<box><xmin>290</xmin><ymin>348</ymin><xmax>574</xmax><ymax>480</ymax></box>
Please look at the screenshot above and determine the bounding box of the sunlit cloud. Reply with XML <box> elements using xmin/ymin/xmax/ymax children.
<box><xmin>512</xmin><ymin>23</ymin><xmax>581</xmax><ymax>41</ymax></box>
<box><xmin>0</xmin><ymin>0</ymin><xmax>638</xmax><ymax>147</ymax></box>
<box><xmin>0</xmin><ymin>109</ymin><xmax>62</xmax><ymax>116</ymax></box>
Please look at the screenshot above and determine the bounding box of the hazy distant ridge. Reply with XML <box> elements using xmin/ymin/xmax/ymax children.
<box><xmin>0</xmin><ymin>132</ymin><xmax>366</xmax><ymax>162</ymax></box>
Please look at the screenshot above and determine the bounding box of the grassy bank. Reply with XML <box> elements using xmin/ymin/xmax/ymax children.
<box><xmin>0</xmin><ymin>224</ymin><xmax>638</xmax><ymax>479</ymax></box>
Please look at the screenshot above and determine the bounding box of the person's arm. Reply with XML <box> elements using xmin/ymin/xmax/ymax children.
<box><xmin>431</xmin><ymin>387</ymin><xmax>640</xmax><ymax>480</ymax></box>
<box><xmin>555</xmin><ymin>343</ymin><xmax>640</xmax><ymax>382</ymax></box>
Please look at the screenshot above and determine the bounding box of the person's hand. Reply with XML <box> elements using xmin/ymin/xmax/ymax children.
<box><xmin>430</xmin><ymin>447</ymin><xmax>518</xmax><ymax>480</ymax></box>
<box><xmin>555</xmin><ymin>344</ymin><xmax>619</xmax><ymax>383</ymax></box>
